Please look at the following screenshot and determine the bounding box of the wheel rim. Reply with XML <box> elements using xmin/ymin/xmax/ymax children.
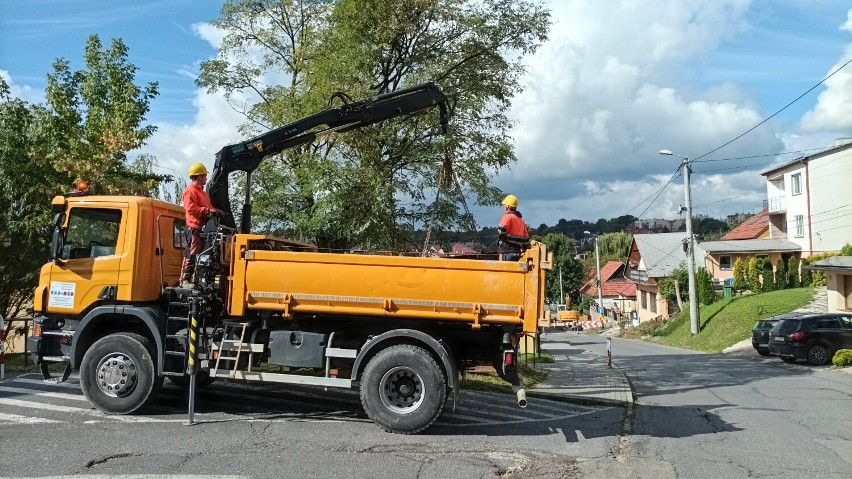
<box><xmin>809</xmin><ymin>347</ymin><xmax>828</xmax><ymax>364</ymax></box>
<box><xmin>95</xmin><ymin>352</ymin><xmax>138</xmax><ymax>397</ymax></box>
<box><xmin>379</xmin><ymin>366</ymin><xmax>424</xmax><ymax>415</ymax></box>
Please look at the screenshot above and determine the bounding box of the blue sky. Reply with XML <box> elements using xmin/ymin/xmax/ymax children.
<box><xmin>1</xmin><ymin>0</ymin><xmax>851</xmax><ymax>227</ymax></box>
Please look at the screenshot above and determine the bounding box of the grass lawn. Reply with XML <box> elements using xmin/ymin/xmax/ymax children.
<box><xmin>627</xmin><ymin>287</ymin><xmax>815</xmax><ymax>353</ymax></box>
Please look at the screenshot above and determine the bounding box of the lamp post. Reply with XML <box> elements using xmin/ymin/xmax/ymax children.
<box><xmin>583</xmin><ymin>231</ymin><xmax>603</xmax><ymax>319</ymax></box>
<box><xmin>659</xmin><ymin>149</ymin><xmax>700</xmax><ymax>335</ymax></box>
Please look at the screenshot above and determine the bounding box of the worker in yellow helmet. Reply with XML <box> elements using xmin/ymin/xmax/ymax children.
<box><xmin>497</xmin><ymin>194</ymin><xmax>530</xmax><ymax>261</ymax></box>
<box><xmin>179</xmin><ymin>163</ymin><xmax>223</xmax><ymax>288</ymax></box>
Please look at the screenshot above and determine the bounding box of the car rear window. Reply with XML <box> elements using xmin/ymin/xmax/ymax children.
<box><xmin>755</xmin><ymin>320</ymin><xmax>777</xmax><ymax>330</ymax></box>
<box><xmin>774</xmin><ymin>319</ymin><xmax>801</xmax><ymax>334</ymax></box>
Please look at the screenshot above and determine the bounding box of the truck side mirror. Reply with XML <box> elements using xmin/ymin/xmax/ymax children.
<box><xmin>50</xmin><ymin>212</ymin><xmax>66</xmax><ymax>263</ymax></box>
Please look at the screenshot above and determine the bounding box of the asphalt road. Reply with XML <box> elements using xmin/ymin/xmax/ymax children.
<box><xmin>0</xmin><ymin>369</ymin><xmax>622</xmax><ymax>478</ymax></box>
<box><xmin>571</xmin><ymin>333</ymin><xmax>852</xmax><ymax>479</ymax></box>
<box><xmin>2</xmin><ymin>335</ymin><xmax>849</xmax><ymax>479</ymax></box>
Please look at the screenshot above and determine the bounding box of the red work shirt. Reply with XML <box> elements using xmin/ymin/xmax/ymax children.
<box><xmin>182</xmin><ymin>182</ymin><xmax>214</xmax><ymax>230</ymax></box>
<box><xmin>499</xmin><ymin>211</ymin><xmax>529</xmax><ymax>238</ymax></box>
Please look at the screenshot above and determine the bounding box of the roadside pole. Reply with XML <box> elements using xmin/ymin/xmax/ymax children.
<box><xmin>607</xmin><ymin>337</ymin><xmax>612</xmax><ymax>368</ymax></box>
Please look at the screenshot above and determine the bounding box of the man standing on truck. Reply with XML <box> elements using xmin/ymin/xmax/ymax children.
<box><xmin>497</xmin><ymin>194</ymin><xmax>529</xmax><ymax>261</ymax></box>
<box><xmin>180</xmin><ymin>162</ymin><xmax>222</xmax><ymax>287</ymax></box>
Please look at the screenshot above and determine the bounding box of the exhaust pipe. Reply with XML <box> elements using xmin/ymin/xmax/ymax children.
<box><xmin>515</xmin><ymin>388</ymin><xmax>528</xmax><ymax>408</ymax></box>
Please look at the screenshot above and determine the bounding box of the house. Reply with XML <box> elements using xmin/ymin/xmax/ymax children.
<box><xmin>579</xmin><ymin>261</ymin><xmax>637</xmax><ymax>317</ymax></box>
<box><xmin>628</xmin><ymin>233</ymin><xmax>707</xmax><ymax>322</ymax></box>
<box><xmin>805</xmin><ymin>256</ymin><xmax>852</xmax><ymax>313</ymax></box>
<box><xmin>700</xmin><ymin>238</ymin><xmax>800</xmax><ymax>282</ymax></box>
<box><xmin>761</xmin><ymin>139</ymin><xmax>852</xmax><ymax>256</ymax></box>
<box><xmin>721</xmin><ymin>209</ymin><xmax>769</xmax><ymax>240</ymax></box>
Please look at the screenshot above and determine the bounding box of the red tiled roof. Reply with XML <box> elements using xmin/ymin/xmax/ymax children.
<box><xmin>721</xmin><ymin>209</ymin><xmax>769</xmax><ymax>240</ymax></box>
<box><xmin>579</xmin><ymin>262</ymin><xmax>636</xmax><ymax>298</ymax></box>
<box><xmin>600</xmin><ymin>261</ymin><xmax>624</xmax><ymax>282</ymax></box>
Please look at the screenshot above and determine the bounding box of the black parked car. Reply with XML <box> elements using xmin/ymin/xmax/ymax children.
<box><xmin>752</xmin><ymin>316</ymin><xmax>784</xmax><ymax>356</ymax></box>
<box><xmin>768</xmin><ymin>313</ymin><xmax>852</xmax><ymax>365</ymax></box>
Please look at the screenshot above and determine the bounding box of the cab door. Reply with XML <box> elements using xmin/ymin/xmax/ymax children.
<box><xmin>158</xmin><ymin>214</ymin><xmax>186</xmax><ymax>287</ymax></box>
<box><xmin>47</xmin><ymin>205</ymin><xmax>127</xmax><ymax>315</ymax></box>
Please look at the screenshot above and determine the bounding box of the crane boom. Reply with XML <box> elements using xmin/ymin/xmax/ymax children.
<box><xmin>208</xmin><ymin>82</ymin><xmax>450</xmax><ymax>231</ymax></box>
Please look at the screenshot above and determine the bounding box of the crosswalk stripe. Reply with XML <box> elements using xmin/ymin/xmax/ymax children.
<box><xmin>0</xmin><ymin>398</ymin><xmax>185</xmax><ymax>423</ymax></box>
<box><xmin>13</xmin><ymin>377</ymin><xmax>81</xmax><ymax>389</ymax></box>
<box><xmin>0</xmin><ymin>412</ymin><xmax>60</xmax><ymax>424</ymax></box>
<box><xmin>0</xmin><ymin>385</ymin><xmax>88</xmax><ymax>402</ymax></box>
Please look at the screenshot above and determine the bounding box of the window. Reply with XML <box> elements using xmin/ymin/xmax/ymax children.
<box><xmin>791</xmin><ymin>173</ymin><xmax>802</xmax><ymax>195</ymax></box>
<box><xmin>795</xmin><ymin>215</ymin><xmax>804</xmax><ymax>237</ymax></box>
<box><xmin>174</xmin><ymin>219</ymin><xmax>187</xmax><ymax>249</ymax></box>
<box><xmin>61</xmin><ymin>208</ymin><xmax>122</xmax><ymax>259</ymax></box>
<box><xmin>641</xmin><ymin>291</ymin><xmax>648</xmax><ymax>309</ymax></box>
<box><xmin>720</xmin><ymin>255</ymin><xmax>732</xmax><ymax>270</ymax></box>
<box><xmin>650</xmin><ymin>292</ymin><xmax>657</xmax><ymax>313</ymax></box>
<box><xmin>815</xmin><ymin>318</ymin><xmax>840</xmax><ymax>329</ymax></box>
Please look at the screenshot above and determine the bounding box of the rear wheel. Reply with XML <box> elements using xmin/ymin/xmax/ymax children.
<box><xmin>756</xmin><ymin>349</ymin><xmax>771</xmax><ymax>357</ymax></box>
<box><xmin>780</xmin><ymin>355</ymin><xmax>797</xmax><ymax>364</ymax></box>
<box><xmin>360</xmin><ymin>344</ymin><xmax>447</xmax><ymax>434</ymax></box>
<box><xmin>80</xmin><ymin>333</ymin><xmax>161</xmax><ymax>414</ymax></box>
<box><xmin>807</xmin><ymin>345</ymin><xmax>830</xmax><ymax>366</ymax></box>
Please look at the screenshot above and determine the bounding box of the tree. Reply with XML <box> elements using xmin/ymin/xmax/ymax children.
<box><xmin>540</xmin><ymin>233</ymin><xmax>584</xmax><ymax>307</ymax></box>
<box><xmin>774</xmin><ymin>258</ymin><xmax>787</xmax><ymax>290</ymax></box>
<box><xmin>46</xmin><ymin>35</ymin><xmax>165</xmax><ymax>194</ymax></box>
<box><xmin>841</xmin><ymin>243</ymin><xmax>852</xmax><ymax>256</ymax></box>
<box><xmin>658</xmin><ymin>264</ymin><xmax>688</xmax><ymax>310</ymax></box>
<box><xmin>761</xmin><ymin>261</ymin><xmax>774</xmax><ymax>292</ymax></box>
<box><xmin>0</xmin><ymin>36</ymin><xmax>166</xmax><ymax>319</ymax></box>
<box><xmin>596</xmin><ymin>231</ymin><xmax>632</xmax><ymax>263</ymax></box>
<box><xmin>747</xmin><ymin>257</ymin><xmax>760</xmax><ymax>292</ymax></box>
<box><xmin>696</xmin><ymin>267</ymin><xmax>714</xmax><ymax>305</ymax></box>
<box><xmin>198</xmin><ymin>0</ymin><xmax>551</xmax><ymax>249</ymax></box>
<box><xmin>733</xmin><ymin>257</ymin><xmax>747</xmax><ymax>291</ymax></box>
<box><xmin>787</xmin><ymin>256</ymin><xmax>799</xmax><ymax>288</ymax></box>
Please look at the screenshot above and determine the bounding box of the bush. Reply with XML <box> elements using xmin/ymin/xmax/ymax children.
<box><xmin>747</xmin><ymin>257</ymin><xmax>760</xmax><ymax>292</ymax></box>
<box><xmin>761</xmin><ymin>261</ymin><xmax>775</xmax><ymax>292</ymax></box>
<box><xmin>833</xmin><ymin>349</ymin><xmax>852</xmax><ymax>368</ymax></box>
<box><xmin>841</xmin><ymin>243</ymin><xmax>852</xmax><ymax>256</ymax></box>
<box><xmin>775</xmin><ymin>259</ymin><xmax>786</xmax><ymax>290</ymax></box>
<box><xmin>733</xmin><ymin>258</ymin><xmax>747</xmax><ymax>291</ymax></box>
<box><xmin>696</xmin><ymin>267</ymin><xmax>714</xmax><ymax>305</ymax></box>
<box><xmin>787</xmin><ymin>256</ymin><xmax>800</xmax><ymax>288</ymax></box>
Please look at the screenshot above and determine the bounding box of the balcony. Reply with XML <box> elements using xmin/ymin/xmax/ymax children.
<box><xmin>763</xmin><ymin>196</ymin><xmax>787</xmax><ymax>213</ymax></box>
<box><xmin>628</xmin><ymin>269</ymin><xmax>649</xmax><ymax>283</ymax></box>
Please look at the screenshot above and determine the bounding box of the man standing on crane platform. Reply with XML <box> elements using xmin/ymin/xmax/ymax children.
<box><xmin>497</xmin><ymin>194</ymin><xmax>529</xmax><ymax>261</ymax></box>
<box><xmin>180</xmin><ymin>162</ymin><xmax>222</xmax><ymax>288</ymax></box>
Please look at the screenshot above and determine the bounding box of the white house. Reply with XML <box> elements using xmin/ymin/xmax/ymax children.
<box><xmin>761</xmin><ymin>139</ymin><xmax>852</xmax><ymax>256</ymax></box>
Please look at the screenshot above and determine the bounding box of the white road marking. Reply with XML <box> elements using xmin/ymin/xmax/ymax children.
<box><xmin>0</xmin><ymin>412</ymin><xmax>59</xmax><ymax>424</ymax></box>
<box><xmin>0</xmin><ymin>385</ymin><xmax>88</xmax><ymax>401</ymax></box>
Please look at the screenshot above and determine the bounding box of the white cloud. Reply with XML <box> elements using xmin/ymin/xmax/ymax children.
<box><xmin>800</xmin><ymin>46</ymin><xmax>852</xmax><ymax>132</ymax></box>
<box><xmin>0</xmin><ymin>70</ymin><xmax>39</xmax><ymax>102</ymax></box>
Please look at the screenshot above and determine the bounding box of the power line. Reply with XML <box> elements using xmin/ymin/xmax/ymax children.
<box><xmin>692</xmin><ymin>145</ymin><xmax>833</xmax><ymax>163</ymax></box>
<box><xmin>691</xmin><ymin>58</ymin><xmax>852</xmax><ymax>162</ymax></box>
<box><xmin>625</xmin><ymin>166</ymin><xmax>681</xmax><ymax>218</ymax></box>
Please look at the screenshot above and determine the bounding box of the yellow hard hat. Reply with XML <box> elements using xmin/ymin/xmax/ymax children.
<box><xmin>188</xmin><ymin>163</ymin><xmax>208</xmax><ymax>176</ymax></box>
<box><xmin>502</xmin><ymin>194</ymin><xmax>518</xmax><ymax>208</ymax></box>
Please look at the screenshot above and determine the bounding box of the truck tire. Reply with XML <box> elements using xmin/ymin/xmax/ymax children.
<box><xmin>80</xmin><ymin>333</ymin><xmax>162</xmax><ymax>414</ymax></box>
<box><xmin>360</xmin><ymin>344</ymin><xmax>447</xmax><ymax>434</ymax></box>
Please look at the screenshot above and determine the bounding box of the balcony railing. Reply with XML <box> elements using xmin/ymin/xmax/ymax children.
<box><xmin>763</xmin><ymin>196</ymin><xmax>787</xmax><ymax>213</ymax></box>
<box><xmin>628</xmin><ymin>269</ymin><xmax>648</xmax><ymax>283</ymax></box>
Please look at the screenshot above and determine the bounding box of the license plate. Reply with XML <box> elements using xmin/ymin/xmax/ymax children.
<box><xmin>759</xmin><ymin>343</ymin><xmax>768</xmax><ymax>348</ymax></box>
<box><xmin>774</xmin><ymin>336</ymin><xmax>785</xmax><ymax>342</ymax></box>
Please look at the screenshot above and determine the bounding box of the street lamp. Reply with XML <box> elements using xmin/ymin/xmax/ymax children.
<box><xmin>659</xmin><ymin>149</ymin><xmax>700</xmax><ymax>335</ymax></box>
<box><xmin>583</xmin><ymin>230</ymin><xmax>603</xmax><ymax>319</ymax></box>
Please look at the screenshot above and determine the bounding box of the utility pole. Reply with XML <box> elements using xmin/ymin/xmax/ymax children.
<box><xmin>583</xmin><ymin>230</ymin><xmax>604</xmax><ymax>321</ymax></box>
<box><xmin>660</xmin><ymin>150</ymin><xmax>700</xmax><ymax>335</ymax></box>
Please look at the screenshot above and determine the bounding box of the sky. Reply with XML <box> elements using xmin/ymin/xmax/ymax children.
<box><xmin>1</xmin><ymin>0</ymin><xmax>851</xmax><ymax>230</ymax></box>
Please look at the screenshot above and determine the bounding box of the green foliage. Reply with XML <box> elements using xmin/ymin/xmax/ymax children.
<box><xmin>841</xmin><ymin>244</ymin><xmax>852</xmax><ymax>256</ymax></box>
<box><xmin>802</xmin><ymin>252</ymin><xmax>839</xmax><ymax>288</ymax></box>
<box><xmin>774</xmin><ymin>259</ymin><xmax>786</xmax><ymax>290</ymax></box>
<box><xmin>747</xmin><ymin>257</ymin><xmax>760</xmax><ymax>292</ymax></box>
<box><xmin>786</xmin><ymin>256</ymin><xmax>800</xmax><ymax>288</ymax></box>
<box><xmin>198</xmin><ymin>0</ymin><xmax>551</xmax><ymax>249</ymax></box>
<box><xmin>832</xmin><ymin>349</ymin><xmax>852</xmax><ymax>368</ymax></box>
<box><xmin>0</xmin><ymin>35</ymin><xmax>166</xmax><ymax>318</ymax></box>
<box><xmin>696</xmin><ymin>267</ymin><xmax>714</xmax><ymax>305</ymax></box>
<box><xmin>658</xmin><ymin>263</ymin><xmax>687</xmax><ymax>303</ymax></box>
<box><xmin>733</xmin><ymin>258</ymin><xmax>747</xmax><ymax>291</ymax></box>
<box><xmin>761</xmin><ymin>261</ymin><xmax>775</xmax><ymax>292</ymax></box>
<box><xmin>597</xmin><ymin>231</ymin><xmax>633</xmax><ymax>262</ymax></box>
<box><xmin>541</xmin><ymin>233</ymin><xmax>584</xmax><ymax>306</ymax></box>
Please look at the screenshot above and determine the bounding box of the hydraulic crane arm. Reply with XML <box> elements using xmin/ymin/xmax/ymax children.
<box><xmin>208</xmin><ymin>82</ymin><xmax>450</xmax><ymax>231</ymax></box>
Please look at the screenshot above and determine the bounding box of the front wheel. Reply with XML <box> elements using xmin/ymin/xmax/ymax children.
<box><xmin>360</xmin><ymin>344</ymin><xmax>447</xmax><ymax>434</ymax></box>
<box><xmin>807</xmin><ymin>345</ymin><xmax>831</xmax><ymax>366</ymax></box>
<box><xmin>80</xmin><ymin>333</ymin><xmax>161</xmax><ymax>414</ymax></box>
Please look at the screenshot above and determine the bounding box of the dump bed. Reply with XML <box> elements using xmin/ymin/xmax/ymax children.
<box><xmin>227</xmin><ymin>235</ymin><xmax>551</xmax><ymax>333</ymax></box>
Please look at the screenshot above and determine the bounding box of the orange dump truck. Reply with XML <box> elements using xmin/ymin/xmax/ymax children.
<box><xmin>27</xmin><ymin>83</ymin><xmax>552</xmax><ymax>434</ymax></box>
